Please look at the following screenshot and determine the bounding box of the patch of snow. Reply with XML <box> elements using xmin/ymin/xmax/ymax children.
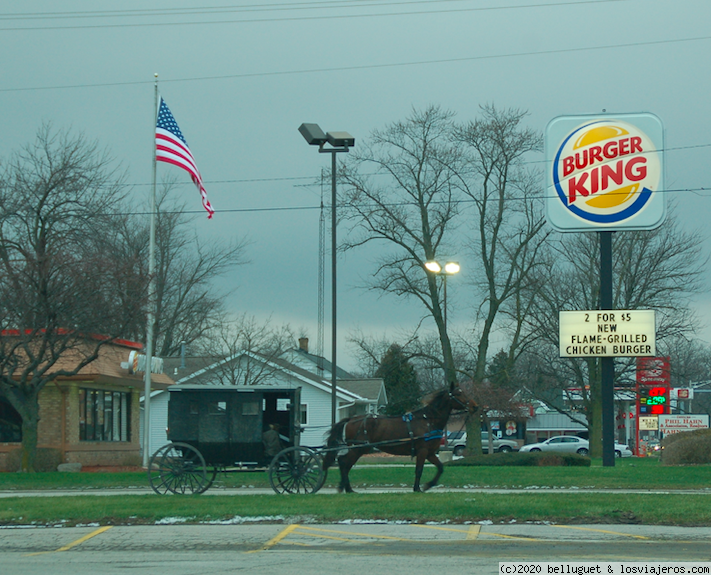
<box><xmin>155</xmin><ymin>516</ymin><xmax>193</xmax><ymax>525</ymax></box>
<box><xmin>202</xmin><ymin>515</ymin><xmax>285</xmax><ymax>525</ymax></box>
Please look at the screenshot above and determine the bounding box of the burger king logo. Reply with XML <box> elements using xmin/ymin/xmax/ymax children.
<box><xmin>548</xmin><ymin>117</ymin><xmax>664</xmax><ymax>229</ymax></box>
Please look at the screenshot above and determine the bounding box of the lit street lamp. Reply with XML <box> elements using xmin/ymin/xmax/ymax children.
<box><xmin>424</xmin><ymin>260</ymin><xmax>460</xmax><ymax>333</ymax></box>
<box><xmin>299</xmin><ymin>123</ymin><xmax>354</xmax><ymax>425</ymax></box>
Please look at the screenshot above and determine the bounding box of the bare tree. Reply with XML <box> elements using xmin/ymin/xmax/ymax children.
<box><xmin>659</xmin><ymin>336</ymin><xmax>711</xmax><ymax>390</ymax></box>
<box><xmin>450</xmin><ymin>106</ymin><xmax>549</xmax><ymax>454</ymax></box>
<box><xmin>341</xmin><ymin>106</ymin><xmax>548</xmax><ymax>455</ymax></box>
<box><xmin>103</xmin><ymin>184</ymin><xmax>248</xmax><ymax>358</ymax></box>
<box><xmin>189</xmin><ymin>314</ymin><xmax>299</xmax><ymax>386</ymax></box>
<box><xmin>453</xmin><ymin>105</ymin><xmax>548</xmax><ymax>384</ymax></box>
<box><xmin>0</xmin><ymin>126</ymin><xmax>143</xmax><ymax>471</ymax></box>
<box><xmin>340</xmin><ymin>105</ymin><xmax>464</xmax><ymax>388</ymax></box>
<box><xmin>523</xmin><ymin>211</ymin><xmax>706</xmax><ymax>454</ymax></box>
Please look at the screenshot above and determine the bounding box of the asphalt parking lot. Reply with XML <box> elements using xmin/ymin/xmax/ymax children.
<box><xmin>3</xmin><ymin>521</ymin><xmax>711</xmax><ymax>575</ymax></box>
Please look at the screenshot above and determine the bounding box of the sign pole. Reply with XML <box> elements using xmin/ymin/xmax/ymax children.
<box><xmin>635</xmin><ymin>377</ymin><xmax>640</xmax><ymax>456</ymax></box>
<box><xmin>600</xmin><ymin>231</ymin><xmax>615</xmax><ymax>467</ymax></box>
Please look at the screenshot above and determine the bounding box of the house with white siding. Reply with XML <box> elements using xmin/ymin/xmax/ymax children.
<box><xmin>140</xmin><ymin>343</ymin><xmax>386</xmax><ymax>457</ymax></box>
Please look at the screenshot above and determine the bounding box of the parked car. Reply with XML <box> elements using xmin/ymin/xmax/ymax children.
<box><xmin>446</xmin><ymin>431</ymin><xmax>519</xmax><ymax>456</ymax></box>
<box><xmin>519</xmin><ymin>435</ymin><xmax>633</xmax><ymax>457</ymax></box>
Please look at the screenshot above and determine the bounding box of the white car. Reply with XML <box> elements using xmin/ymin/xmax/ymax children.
<box><xmin>448</xmin><ymin>431</ymin><xmax>519</xmax><ymax>456</ymax></box>
<box><xmin>519</xmin><ymin>435</ymin><xmax>633</xmax><ymax>458</ymax></box>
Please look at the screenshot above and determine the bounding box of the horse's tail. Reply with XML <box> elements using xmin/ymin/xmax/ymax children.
<box><xmin>322</xmin><ymin>418</ymin><xmax>349</xmax><ymax>471</ymax></box>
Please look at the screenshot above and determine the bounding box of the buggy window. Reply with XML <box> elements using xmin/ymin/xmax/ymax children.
<box><xmin>208</xmin><ymin>401</ymin><xmax>227</xmax><ymax>415</ymax></box>
<box><xmin>241</xmin><ymin>401</ymin><xmax>259</xmax><ymax>416</ymax></box>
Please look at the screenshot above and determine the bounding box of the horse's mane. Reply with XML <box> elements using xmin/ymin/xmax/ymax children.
<box><xmin>411</xmin><ymin>388</ymin><xmax>451</xmax><ymax>415</ymax></box>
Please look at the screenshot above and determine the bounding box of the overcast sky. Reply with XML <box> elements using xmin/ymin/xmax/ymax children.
<box><xmin>2</xmin><ymin>0</ymin><xmax>710</xmax><ymax>371</ymax></box>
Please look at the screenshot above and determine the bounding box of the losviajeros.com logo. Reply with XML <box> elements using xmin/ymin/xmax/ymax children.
<box><xmin>550</xmin><ymin>118</ymin><xmax>662</xmax><ymax>228</ymax></box>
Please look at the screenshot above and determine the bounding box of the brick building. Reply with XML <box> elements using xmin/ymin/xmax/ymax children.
<box><xmin>0</xmin><ymin>339</ymin><xmax>173</xmax><ymax>471</ymax></box>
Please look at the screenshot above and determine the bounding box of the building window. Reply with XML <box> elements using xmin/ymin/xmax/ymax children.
<box><xmin>79</xmin><ymin>389</ymin><xmax>131</xmax><ymax>442</ymax></box>
<box><xmin>0</xmin><ymin>396</ymin><xmax>22</xmax><ymax>442</ymax></box>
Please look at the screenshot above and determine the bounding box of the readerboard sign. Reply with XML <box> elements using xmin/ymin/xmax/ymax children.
<box><xmin>559</xmin><ymin>310</ymin><xmax>656</xmax><ymax>357</ymax></box>
<box><xmin>658</xmin><ymin>414</ymin><xmax>710</xmax><ymax>435</ymax></box>
<box><xmin>545</xmin><ymin>113</ymin><xmax>665</xmax><ymax>232</ymax></box>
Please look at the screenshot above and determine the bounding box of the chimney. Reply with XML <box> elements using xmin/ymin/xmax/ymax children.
<box><xmin>298</xmin><ymin>337</ymin><xmax>309</xmax><ymax>353</ymax></box>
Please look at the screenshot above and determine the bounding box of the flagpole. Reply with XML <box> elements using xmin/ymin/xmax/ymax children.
<box><xmin>143</xmin><ymin>73</ymin><xmax>159</xmax><ymax>468</ymax></box>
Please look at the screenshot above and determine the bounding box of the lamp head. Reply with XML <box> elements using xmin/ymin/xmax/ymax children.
<box><xmin>444</xmin><ymin>262</ymin><xmax>460</xmax><ymax>274</ymax></box>
<box><xmin>326</xmin><ymin>131</ymin><xmax>355</xmax><ymax>148</ymax></box>
<box><xmin>298</xmin><ymin>123</ymin><xmax>328</xmax><ymax>146</ymax></box>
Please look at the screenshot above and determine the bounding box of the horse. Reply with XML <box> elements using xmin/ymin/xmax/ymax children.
<box><xmin>322</xmin><ymin>386</ymin><xmax>477</xmax><ymax>493</ymax></box>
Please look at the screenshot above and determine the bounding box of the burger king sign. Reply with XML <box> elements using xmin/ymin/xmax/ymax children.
<box><xmin>545</xmin><ymin>113</ymin><xmax>665</xmax><ymax>232</ymax></box>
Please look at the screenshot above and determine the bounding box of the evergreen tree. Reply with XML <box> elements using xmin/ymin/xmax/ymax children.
<box><xmin>375</xmin><ymin>344</ymin><xmax>421</xmax><ymax>415</ymax></box>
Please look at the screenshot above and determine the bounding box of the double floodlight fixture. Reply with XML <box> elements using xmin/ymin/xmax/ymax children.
<box><xmin>299</xmin><ymin>123</ymin><xmax>355</xmax><ymax>150</ymax></box>
<box><xmin>425</xmin><ymin>261</ymin><xmax>460</xmax><ymax>275</ymax></box>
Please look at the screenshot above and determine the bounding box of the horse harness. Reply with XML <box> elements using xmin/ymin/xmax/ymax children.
<box><xmin>402</xmin><ymin>412</ymin><xmax>443</xmax><ymax>457</ymax></box>
<box><xmin>342</xmin><ymin>413</ymin><xmax>443</xmax><ymax>457</ymax></box>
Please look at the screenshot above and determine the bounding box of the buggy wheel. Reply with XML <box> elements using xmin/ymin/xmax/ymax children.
<box><xmin>204</xmin><ymin>467</ymin><xmax>218</xmax><ymax>490</ymax></box>
<box><xmin>147</xmin><ymin>442</ymin><xmax>211</xmax><ymax>495</ymax></box>
<box><xmin>268</xmin><ymin>446</ymin><xmax>325</xmax><ymax>494</ymax></box>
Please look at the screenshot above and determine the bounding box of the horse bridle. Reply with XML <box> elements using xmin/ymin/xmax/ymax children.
<box><xmin>449</xmin><ymin>390</ymin><xmax>473</xmax><ymax>413</ymax></box>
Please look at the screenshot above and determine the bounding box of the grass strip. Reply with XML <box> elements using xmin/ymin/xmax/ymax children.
<box><xmin>1</xmin><ymin>492</ymin><xmax>710</xmax><ymax>527</ymax></box>
<box><xmin>1</xmin><ymin>458</ymin><xmax>709</xmax><ymax>491</ymax></box>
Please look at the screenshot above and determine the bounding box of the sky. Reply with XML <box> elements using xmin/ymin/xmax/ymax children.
<box><xmin>2</xmin><ymin>0</ymin><xmax>710</xmax><ymax>372</ymax></box>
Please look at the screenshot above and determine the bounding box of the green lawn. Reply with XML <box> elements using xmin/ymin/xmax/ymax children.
<box><xmin>0</xmin><ymin>456</ymin><xmax>706</xmax><ymax>491</ymax></box>
<box><xmin>1</xmin><ymin>457</ymin><xmax>710</xmax><ymax>527</ymax></box>
<box><xmin>1</xmin><ymin>491</ymin><xmax>710</xmax><ymax>528</ymax></box>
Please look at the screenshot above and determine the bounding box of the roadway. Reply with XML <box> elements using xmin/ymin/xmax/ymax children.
<box><xmin>3</xmin><ymin>522</ymin><xmax>711</xmax><ymax>575</ymax></box>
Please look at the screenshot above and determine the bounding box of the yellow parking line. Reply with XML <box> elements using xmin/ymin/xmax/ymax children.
<box><xmin>25</xmin><ymin>526</ymin><xmax>113</xmax><ymax>556</ymax></box>
<box><xmin>411</xmin><ymin>525</ymin><xmax>470</xmax><ymax>534</ymax></box>
<box><xmin>467</xmin><ymin>525</ymin><xmax>481</xmax><ymax>540</ymax></box>
<box><xmin>246</xmin><ymin>523</ymin><xmax>300</xmax><ymax>553</ymax></box>
<box><xmin>300</xmin><ymin>533</ymin><xmax>364</xmax><ymax>542</ymax></box>
<box><xmin>412</xmin><ymin>524</ymin><xmax>535</xmax><ymax>541</ymax></box>
<box><xmin>409</xmin><ymin>524</ymin><xmax>482</xmax><ymax>541</ymax></box>
<box><xmin>487</xmin><ymin>533</ymin><xmax>542</xmax><ymax>541</ymax></box>
<box><xmin>296</xmin><ymin>526</ymin><xmax>410</xmax><ymax>541</ymax></box>
<box><xmin>554</xmin><ymin>525</ymin><xmax>649</xmax><ymax>539</ymax></box>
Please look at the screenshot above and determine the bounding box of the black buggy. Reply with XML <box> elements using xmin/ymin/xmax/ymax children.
<box><xmin>147</xmin><ymin>385</ymin><xmax>325</xmax><ymax>495</ymax></box>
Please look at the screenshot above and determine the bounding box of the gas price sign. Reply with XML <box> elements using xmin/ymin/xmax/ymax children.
<box><xmin>638</xmin><ymin>385</ymin><xmax>669</xmax><ymax>415</ymax></box>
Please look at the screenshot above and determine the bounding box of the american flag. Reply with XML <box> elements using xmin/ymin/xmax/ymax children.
<box><xmin>155</xmin><ymin>97</ymin><xmax>215</xmax><ymax>218</ymax></box>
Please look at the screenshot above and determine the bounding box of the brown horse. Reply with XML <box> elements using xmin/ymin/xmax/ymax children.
<box><xmin>322</xmin><ymin>387</ymin><xmax>477</xmax><ymax>493</ymax></box>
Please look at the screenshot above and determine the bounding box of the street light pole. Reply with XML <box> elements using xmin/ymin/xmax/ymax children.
<box><xmin>329</xmin><ymin>149</ymin><xmax>338</xmax><ymax>427</ymax></box>
<box><xmin>299</xmin><ymin>124</ymin><xmax>354</xmax><ymax>426</ymax></box>
<box><xmin>425</xmin><ymin>260</ymin><xmax>460</xmax><ymax>334</ymax></box>
<box><xmin>424</xmin><ymin>260</ymin><xmax>460</xmax><ymax>390</ymax></box>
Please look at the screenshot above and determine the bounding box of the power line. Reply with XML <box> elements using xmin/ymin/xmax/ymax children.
<box><xmin>123</xmin><ymin>141</ymin><xmax>711</xmax><ymax>187</ymax></box>
<box><xmin>2</xmin><ymin>34</ymin><xmax>708</xmax><ymax>94</ymax></box>
<box><xmin>0</xmin><ymin>0</ymin><xmax>627</xmax><ymax>20</ymax></box>
<box><xmin>123</xmin><ymin>186</ymin><xmax>711</xmax><ymax>218</ymax></box>
<box><xmin>0</xmin><ymin>0</ymin><xmax>632</xmax><ymax>30</ymax></box>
